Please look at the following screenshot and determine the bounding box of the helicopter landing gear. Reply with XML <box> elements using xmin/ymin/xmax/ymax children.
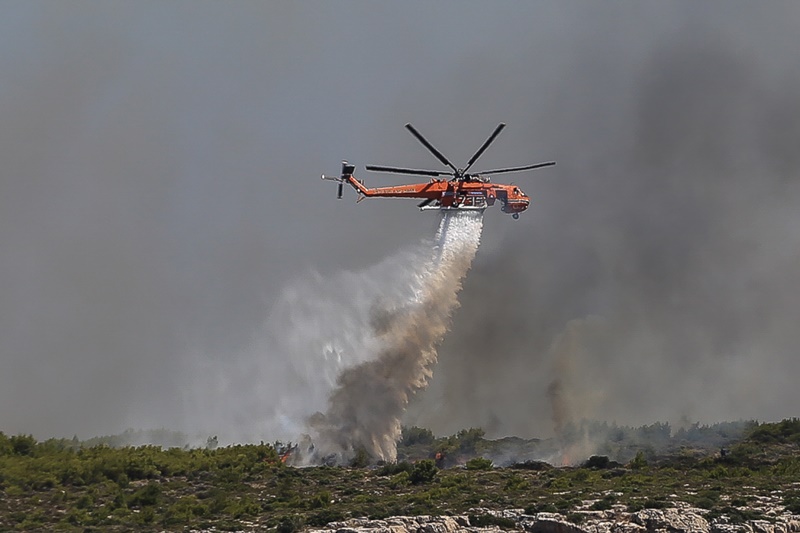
<box><xmin>512</xmin><ymin>213</ymin><xmax>519</xmax><ymax>220</ymax></box>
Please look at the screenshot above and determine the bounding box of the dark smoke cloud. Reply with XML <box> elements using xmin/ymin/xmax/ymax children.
<box><xmin>2</xmin><ymin>3</ymin><xmax>799</xmax><ymax>442</ymax></box>
<box><xmin>409</xmin><ymin>7</ymin><xmax>800</xmax><ymax>437</ymax></box>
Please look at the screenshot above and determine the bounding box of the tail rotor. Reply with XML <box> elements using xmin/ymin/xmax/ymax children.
<box><xmin>321</xmin><ymin>161</ymin><xmax>357</xmax><ymax>200</ymax></box>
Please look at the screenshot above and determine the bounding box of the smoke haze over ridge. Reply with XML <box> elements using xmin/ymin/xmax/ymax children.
<box><xmin>1</xmin><ymin>3</ymin><xmax>800</xmax><ymax>441</ymax></box>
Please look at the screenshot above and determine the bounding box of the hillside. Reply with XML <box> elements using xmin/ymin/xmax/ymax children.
<box><xmin>1</xmin><ymin>420</ymin><xmax>799</xmax><ymax>531</ymax></box>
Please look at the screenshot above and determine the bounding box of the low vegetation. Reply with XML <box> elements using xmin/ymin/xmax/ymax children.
<box><xmin>0</xmin><ymin>419</ymin><xmax>797</xmax><ymax>531</ymax></box>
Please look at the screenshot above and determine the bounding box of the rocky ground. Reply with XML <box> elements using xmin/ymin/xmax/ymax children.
<box><xmin>309</xmin><ymin>505</ymin><xmax>800</xmax><ymax>533</ymax></box>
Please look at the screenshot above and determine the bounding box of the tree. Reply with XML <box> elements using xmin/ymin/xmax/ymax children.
<box><xmin>630</xmin><ymin>450</ymin><xmax>648</xmax><ymax>470</ymax></box>
<box><xmin>456</xmin><ymin>428</ymin><xmax>485</xmax><ymax>454</ymax></box>
<box><xmin>350</xmin><ymin>447</ymin><xmax>370</xmax><ymax>468</ymax></box>
<box><xmin>0</xmin><ymin>432</ymin><xmax>12</xmax><ymax>455</ymax></box>
<box><xmin>409</xmin><ymin>459</ymin><xmax>438</xmax><ymax>484</ymax></box>
<box><xmin>401</xmin><ymin>426</ymin><xmax>435</xmax><ymax>446</ymax></box>
<box><xmin>10</xmin><ymin>434</ymin><xmax>37</xmax><ymax>456</ymax></box>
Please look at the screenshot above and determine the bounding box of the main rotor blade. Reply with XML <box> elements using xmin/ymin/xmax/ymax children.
<box><xmin>404</xmin><ymin>123</ymin><xmax>459</xmax><ymax>173</ymax></box>
<box><xmin>365</xmin><ymin>165</ymin><xmax>450</xmax><ymax>177</ymax></box>
<box><xmin>463</xmin><ymin>123</ymin><xmax>506</xmax><ymax>174</ymax></box>
<box><xmin>479</xmin><ymin>161</ymin><xmax>556</xmax><ymax>176</ymax></box>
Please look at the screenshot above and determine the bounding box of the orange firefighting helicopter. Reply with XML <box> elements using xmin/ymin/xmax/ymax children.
<box><xmin>322</xmin><ymin>123</ymin><xmax>554</xmax><ymax>219</ymax></box>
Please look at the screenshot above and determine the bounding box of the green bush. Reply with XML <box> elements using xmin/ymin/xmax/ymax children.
<box><xmin>773</xmin><ymin>457</ymin><xmax>800</xmax><ymax>477</ymax></box>
<box><xmin>783</xmin><ymin>491</ymin><xmax>800</xmax><ymax>514</ymax></box>
<box><xmin>629</xmin><ymin>451</ymin><xmax>648</xmax><ymax>470</ymax></box>
<box><xmin>590</xmin><ymin>495</ymin><xmax>616</xmax><ymax>511</ymax></box>
<box><xmin>566</xmin><ymin>513</ymin><xmax>586</xmax><ymax>525</ymax></box>
<box><xmin>707</xmin><ymin>465</ymin><xmax>729</xmax><ymax>479</ymax></box>
<box><xmin>545</xmin><ymin>475</ymin><xmax>572</xmax><ymax>490</ymax></box>
<box><xmin>573</xmin><ymin>469</ymin><xmax>590</xmax><ymax>482</ymax></box>
<box><xmin>198</xmin><ymin>487</ymin><xmax>229</xmax><ymax>514</ymax></box>
<box><xmin>128</xmin><ymin>482</ymin><xmax>162</xmax><ymax>508</ymax></box>
<box><xmin>465</xmin><ymin>457</ymin><xmax>493</xmax><ymax>470</ymax></box>
<box><xmin>277</xmin><ymin>514</ymin><xmax>304</xmax><ymax>533</ymax></box>
<box><xmin>691</xmin><ymin>488</ymin><xmax>721</xmax><ymax>509</ymax></box>
<box><xmin>64</xmin><ymin>508</ymin><xmax>91</xmax><ymax>526</ymax></box>
<box><xmin>748</xmin><ymin>419</ymin><xmax>800</xmax><ymax>444</ymax></box>
<box><xmin>162</xmin><ymin>495</ymin><xmax>209</xmax><ymax>526</ymax></box>
<box><xmin>409</xmin><ymin>460</ymin><xmax>438</xmax><ymax>485</ymax></box>
<box><xmin>350</xmin><ymin>448</ymin><xmax>371</xmax><ymax>468</ymax></box>
<box><xmin>225</xmin><ymin>494</ymin><xmax>260</xmax><ymax>518</ymax></box>
<box><xmin>309</xmin><ymin>490</ymin><xmax>332</xmax><ymax>509</ymax></box>
<box><xmin>75</xmin><ymin>493</ymin><xmax>94</xmax><ymax>509</ymax></box>
<box><xmin>10</xmin><ymin>435</ymin><xmax>37</xmax><ymax>456</ymax></box>
<box><xmin>307</xmin><ymin>508</ymin><xmax>346</xmax><ymax>527</ymax></box>
<box><xmin>376</xmin><ymin>461</ymin><xmax>414</xmax><ymax>476</ymax></box>
<box><xmin>627</xmin><ymin>498</ymin><xmax>670</xmax><ymax>512</ymax></box>
<box><xmin>0</xmin><ymin>432</ymin><xmax>13</xmax><ymax>455</ymax></box>
<box><xmin>18</xmin><ymin>509</ymin><xmax>46</xmax><ymax>529</ymax></box>
<box><xmin>503</xmin><ymin>473</ymin><xmax>529</xmax><ymax>491</ymax></box>
<box><xmin>439</xmin><ymin>472</ymin><xmax>472</xmax><ymax>490</ymax></box>
<box><xmin>389</xmin><ymin>471</ymin><xmax>411</xmax><ymax>488</ymax></box>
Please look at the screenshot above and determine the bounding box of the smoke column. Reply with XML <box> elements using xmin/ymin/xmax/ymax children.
<box><xmin>546</xmin><ymin>317</ymin><xmax>608</xmax><ymax>464</ymax></box>
<box><xmin>308</xmin><ymin>210</ymin><xmax>483</xmax><ymax>463</ymax></box>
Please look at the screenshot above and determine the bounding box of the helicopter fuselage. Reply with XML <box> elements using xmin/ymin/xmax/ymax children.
<box><xmin>345</xmin><ymin>174</ymin><xmax>530</xmax><ymax>216</ymax></box>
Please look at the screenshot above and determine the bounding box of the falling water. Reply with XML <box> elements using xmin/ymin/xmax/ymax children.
<box><xmin>307</xmin><ymin>210</ymin><xmax>484</xmax><ymax>463</ymax></box>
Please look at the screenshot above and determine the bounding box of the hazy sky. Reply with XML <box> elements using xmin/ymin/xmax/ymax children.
<box><xmin>1</xmin><ymin>2</ymin><xmax>799</xmax><ymax>441</ymax></box>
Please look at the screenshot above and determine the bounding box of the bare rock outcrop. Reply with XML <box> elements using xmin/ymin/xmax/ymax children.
<box><xmin>631</xmin><ymin>508</ymin><xmax>710</xmax><ymax>533</ymax></box>
<box><xmin>306</xmin><ymin>507</ymin><xmax>800</xmax><ymax>533</ymax></box>
<box><xmin>311</xmin><ymin>515</ymin><xmax>489</xmax><ymax>533</ymax></box>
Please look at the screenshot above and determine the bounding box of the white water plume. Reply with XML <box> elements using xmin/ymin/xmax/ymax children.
<box><xmin>178</xmin><ymin>211</ymin><xmax>482</xmax><ymax>451</ymax></box>
<box><xmin>307</xmin><ymin>210</ymin><xmax>484</xmax><ymax>463</ymax></box>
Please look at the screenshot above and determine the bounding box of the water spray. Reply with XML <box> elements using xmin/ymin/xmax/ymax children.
<box><xmin>305</xmin><ymin>210</ymin><xmax>484</xmax><ymax>464</ymax></box>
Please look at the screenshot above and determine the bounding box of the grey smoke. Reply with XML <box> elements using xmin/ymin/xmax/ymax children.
<box><xmin>1</xmin><ymin>3</ymin><xmax>799</xmax><ymax>442</ymax></box>
<box><xmin>408</xmin><ymin>11</ymin><xmax>800</xmax><ymax>437</ymax></box>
